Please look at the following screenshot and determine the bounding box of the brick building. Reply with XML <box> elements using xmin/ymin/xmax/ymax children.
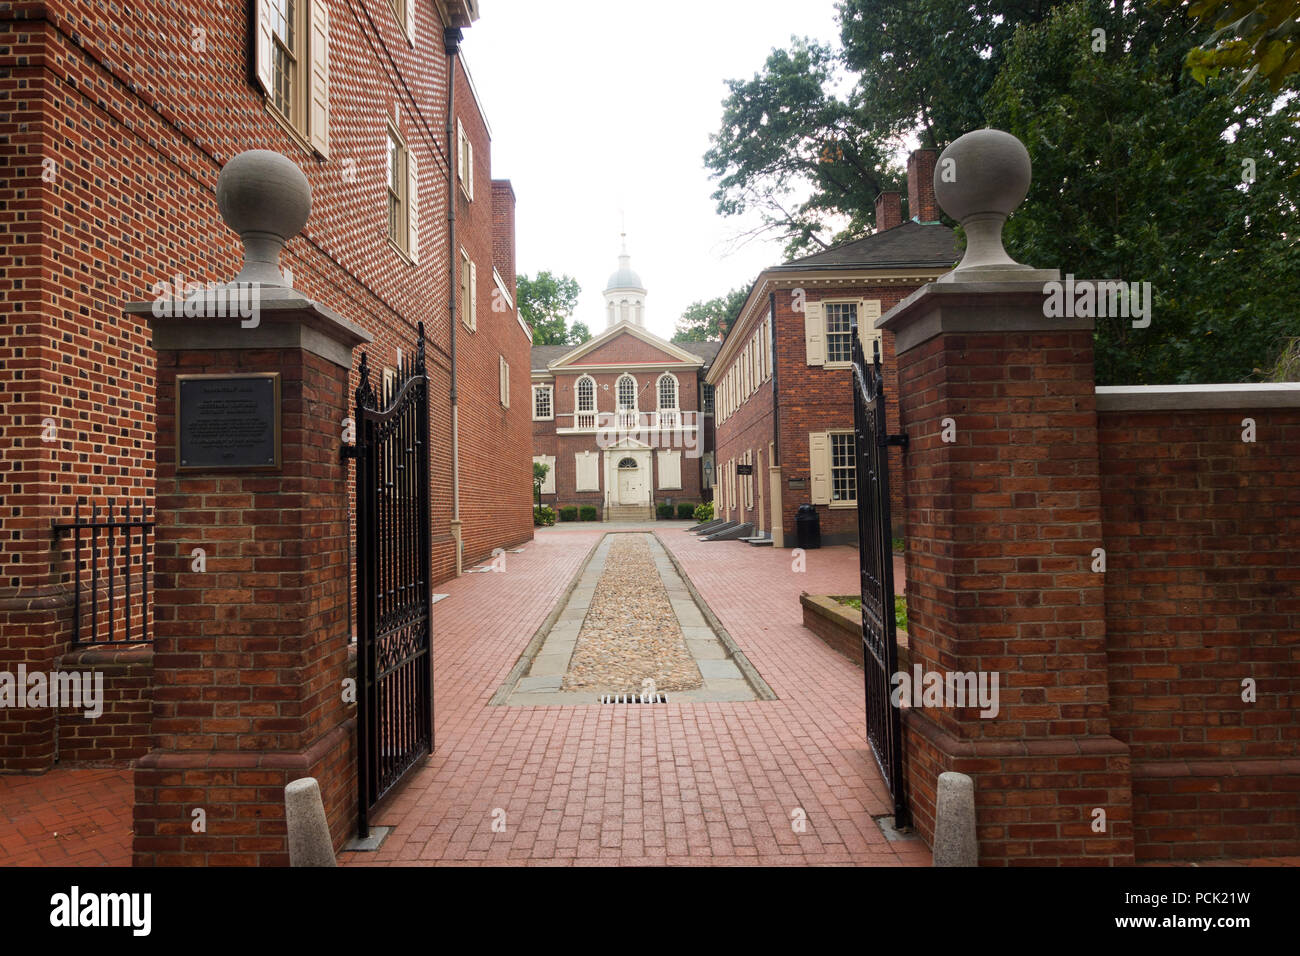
<box><xmin>531</xmin><ymin>242</ymin><xmax>719</xmax><ymax>520</ymax></box>
<box><xmin>0</xmin><ymin>0</ymin><xmax>533</xmax><ymax>772</ymax></box>
<box><xmin>709</xmin><ymin>150</ymin><xmax>957</xmax><ymax>546</ymax></box>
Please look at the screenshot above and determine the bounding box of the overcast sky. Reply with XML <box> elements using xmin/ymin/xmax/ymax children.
<box><xmin>461</xmin><ymin>0</ymin><xmax>844</xmax><ymax>341</ymax></box>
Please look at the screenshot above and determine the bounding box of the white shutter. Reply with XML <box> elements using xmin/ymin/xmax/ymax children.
<box><xmin>809</xmin><ymin>432</ymin><xmax>830</xmax><ymax>505</ymax></box>
<box><xmin>457</xmin><ymin>119</ymin><xmax>465</xmax><ymax>184</ymax></box>
<box><xmin>309</xmin><ymin>1</ymin><xmax>330</xmax><ymax>156</ymax></box>
<box><xmin>576</xmin><ymin>452</ymin><xmax>599</xmax><ymax>492</ymax></box>
<box><xmin>804</xmin><ymin>301</ymin><xmax>825</xmax><ymax>366</ymax></box>
<box><xmin>500</xmin><ymin>357</ymin><xmax>509</xmax><ymax>406</ymax></box>
<box><xmin>658</xmin><ymin>450</ymin><xmax>681</xmax><ymax>490</ymax></box>
<box><xmin>406</xmin><ymin>147</ymin><xmax>419</xmax><ymax>262</ymax></box>
<box><xmin>405</xmin><ymin>0</ymin><xmax>415</xmax><ymax>44</ymax></box>
<box><xmin>466</xmin><ymin>139</ymin><xmax>475</xmax><ymax>200</ymax></box>
<box><xmin>472</xmin><ymin>260</ymin><xmax>480</xmax><ymax>327</ymax></box>
<box><xmin>254</xmin><ymin>0</ymin><xmax>273</xmax><ymax>93</ymax></box>
<box><xmin>859</xmin><ymin>299</ymin><xmax>883</xmax><ymax>362</ymax></box>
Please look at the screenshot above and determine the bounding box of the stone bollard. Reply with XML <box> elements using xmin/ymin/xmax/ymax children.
<box><xmin>285</xmin><ymin>777</ymin><xmax>337</xmax><ymax>867</ymax></box>
<box><xmin>932</xmin><ymin>772</ymin><xmax>978</xmax><ymax>866</ymax></box>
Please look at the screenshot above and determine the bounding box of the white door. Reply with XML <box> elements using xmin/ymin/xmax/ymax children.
<box><xmin>617</xmin><ymin>457</ymin><xmax>640</xmax><ymax>503</ymax></box>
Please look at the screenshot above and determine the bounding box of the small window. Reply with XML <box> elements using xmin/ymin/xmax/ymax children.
<box><xmin>533</xmin><ymin>385</ymin><xmax>553</xmax><ymax>421</ymax></box>
<box><xmin>617</xmin><ymin>374</ymin><xmax>637</xmax><ymax>411</ymax></box>
<box><xmin>499</xmin><ymin>356</ymin><xmax>510</xmax><ymax>407</ymax></box>
<box><xmin>657</xmin><ymin>374</ymin><xmax>678</xmax><ymax>410</ymax></box>
<box><xmin>825</xmin><ymin>302</ymin><xmax>857</xmax><ymax>364</ymax></box>
<box><xmin>386</xmin><ymin>129</ymin><xmax>406</xmax><ymax>249</ymax></box>
<box><xmin>254</xmin><ymin>0</ymin><xmax>329</xmax><ymax>154</ymax></box>
<box><xmin>701</xmin><ymin>383</ymin><xmax>715</xmax><ymax>415</ymax></box>
<box><xmin>457</xmin><ymin>119</ymin><xmax>474</xmax><ymax>201</ymax></box>
<box><xmin>830</xmin><ymin>432</ymin><xmax>857</xmax><ymax>503</ymax></box>
<box><xmin>576</xmin><ymin>376</ymin><xmax>595</xmax><ymax>413</ymax></box>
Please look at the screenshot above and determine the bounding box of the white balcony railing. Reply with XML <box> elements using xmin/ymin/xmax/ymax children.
<box><xmin>575</xmin><ymin>411</ymin><xmax>596</xmax><ymax>429</ymax></box>
<box><xmin>563</xmin><ymin>411</ymin><xmax>699</xmax><ymax>432</ymax></box>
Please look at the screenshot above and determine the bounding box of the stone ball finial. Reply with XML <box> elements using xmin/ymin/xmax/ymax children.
<box><xmin>215</xmin><ymin>150</ymin><xmax>311</xmax><ymax>287</ymax></box>
<box><xmin>934</xmin><ymin>128</ymin><xmax>1034</xmax><ymax>278</ymax></box>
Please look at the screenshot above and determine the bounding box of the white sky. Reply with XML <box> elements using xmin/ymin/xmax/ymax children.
<box><xmin>461</xmin><ymin>0</ymin><xmax>844</xmax><ymax>340</ymax></box>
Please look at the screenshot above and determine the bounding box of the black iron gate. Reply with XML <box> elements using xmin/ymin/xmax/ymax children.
<box><xmin>851</xmin><ymin>325</ymin><xmax>909</xmax><ymax>828</ymax></box>
<box><xmin>351</xmin><ymin>326</ymin><xmax>433</xmax><ymax>837</ymax></box>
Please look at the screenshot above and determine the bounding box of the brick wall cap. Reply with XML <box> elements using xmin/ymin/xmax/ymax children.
<box><xmin>879</xmin><ymin>280</ymin><xmax>1088</xmax><ymax>355</ymax></box>
<box><xmin>1096</xmin><ymin>383</ymin><xmax>1300</xmax><ymax>411</ymax></box>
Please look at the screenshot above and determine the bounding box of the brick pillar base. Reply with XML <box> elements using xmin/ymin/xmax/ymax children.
<box><xmin>882</xmin><ymin>282</ymin><xmax>1134</xmax><ymax>865</ymax></box>
<box><xmin>129</xmin><ymin>292</ymin><xmax>370</xmax><ymax>865</ymax></box>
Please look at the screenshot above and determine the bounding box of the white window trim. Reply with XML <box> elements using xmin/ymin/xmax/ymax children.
<box><xmin>828</xmin><ymin>429</ymin><xmax>857</xmax><ymax>508</ymax></box>
<box><xmin>532</xmin><ymin>384</ymin><xmax>553</xmax><ymax>421</ymax></box>
<box><xmin>616</xmin><ymin>374</ymin><xmax>638</xmax><ymax>411</ymax></box>
<box><xmin>822</xmin><ymin>299</ymin><xmax>860</xmax><ymax>368</ymax></box>
<box><xmin>656</xmin><ymin>372</ymin><xmax>679</xmax><ymax>410</ymax></box>
<box><xmin>575</xmin><ymin>374</ymin><xmax>597</xmax><ymax>413</ymax></box>
<box><xmin>499</xmin><ymin>356</ymin><xmax>510</xmax><ymax>408</ymax></box>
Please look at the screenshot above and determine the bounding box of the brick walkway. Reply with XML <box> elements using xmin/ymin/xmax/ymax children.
<box><xmin>0</xmin><ymin>767</ymin><xmax>133</xmax><ymax>866</ymax></box>
<box><xmin>341</xmin><ymin>526</ymin><xmax>929</xmax><ymax>866</ymax></box>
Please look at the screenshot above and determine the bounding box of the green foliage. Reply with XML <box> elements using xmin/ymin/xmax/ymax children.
<box><xmin>1261</xmin><ymin>338</ymin><xmax>1300</xmax><ymax>380</ymax></box>
<box><xmin>1180</xmin><ymin>0</ymin><xmax>1300</xmax><ymax>91</ymax></box>
<box><xmin>676</xmin><ymin>503</ymin><xmax>697</xmax><ymax>519</ymax></box>
<box><xmin>578</xmin><ymin>505</ymin><xmax>599</xmax><ymax>521</ymax></box>
<box><xmin>656</xmin><ymin>503</ymin><xmax>674</xmax><ymax>519</ymax></box>
<box><xmin>517</xmin><ymin>271</ymin><xmax>584</xmax><ymax>345</ymax></box>
<box><xmin>838</xmin><ymin>594</ymin><xmax>909</xmax><ymax>631</ymax></box>
<box><xmin>532</xmin><ymin>460</ymin><xmax>550</xmax><ymax>508</ymax></box>
<box><xmin>693</xmin><ymin>501</ymin><xmax>715</xmax><ymax>523</ymax></box>
<box><xmin>672</xmin><ymin>287</ymin><xmax>751</xmax><ymax>342</ymax></box>
<box><xmin>985</xmin><ymin>0</ymin><xmax>1300</xmax><ymax>384</ymax></box>
<box><xmin>558</xmin><ymin>505</ymin><xmax>578</xmax><ymax>522</ymax></box>
<box><xmin>533</xmin><ymin>506</ymin><xmax>556</xmax><ymax>527</ymax></box>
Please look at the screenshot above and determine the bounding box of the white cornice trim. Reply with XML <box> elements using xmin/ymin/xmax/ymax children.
<box><xmin>1096</xmin><ymin>383</ymin><xmax>1300</xmax><ymax>411</ymax></box>
<box><xmin>548</xmin><ymin>320</ymin><xmax>704</xmax><ymax>369</ymax></box>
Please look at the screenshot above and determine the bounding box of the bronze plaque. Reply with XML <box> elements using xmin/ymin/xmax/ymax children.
<box><xmin>177</xmin><ymin>373</ymin><xmax>281</xmax><ymax>471</ymax></box>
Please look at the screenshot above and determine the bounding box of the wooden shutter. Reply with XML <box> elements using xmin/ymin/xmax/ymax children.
<box><xmin>576</xmin><ymin>452</ymin><xmax>599</xmax><ymax>492</ymax></box>
<box><xmin>457</xmin><ymin>119</ymin><xmax>465</xmax><ymax>183</ymax></box>
<box><xmin>809</xmin><ymin>432</ymin><xmax>830</xmax><ymax>505</ymax></box>
<box><xmin>253</xmin><ymin>0</ymin><xmax>273</xmax><ymax>93</ymax></box>
<box><xmin>309</xmin><ymin>1</ymin><xmax>330</xmax><ymax>156</ymax></box>
<box><xmin>469</xmin><ymin>259</ymin><xmax>478</xmax><ymax>328</ymax></box>
<box><xmin>804</xmin><ymin>301</ymin><xmax>825</xmax><ymax>366</ymax></box>
<box><xmin>859</xmin><ymin>299</ymin><xmax>883</xmax><ymax>362</ymax></box>
<box><xmin>406</xmin><ymin>147</ymin><xmax>419</xmax><ymax>262</ymax></box>
<box><xmin>405</xmin><ymin>0</ymin><xmax>416</xmax><ymax>44</ymax></box>
<box><xmin>658</xmin><ymin>451</ymin><xmax>681</xmax><ymax>490</ymax></box>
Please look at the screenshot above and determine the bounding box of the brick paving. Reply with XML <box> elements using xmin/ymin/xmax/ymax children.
<box><xmin>341</xmin><ymin>526</ymin><xmax>930</xmax><ymax>866</ymax></box>
<box><xmin>5</xmin><ymin>525</ymin><xmax>1292</xmax><ymax>867</ymax></box>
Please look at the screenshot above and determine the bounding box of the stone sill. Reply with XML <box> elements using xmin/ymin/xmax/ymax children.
<box><xmin>1096</xmin><ymin>383</ymin><xmax>1300</xmax><ymax>411</ymax></box>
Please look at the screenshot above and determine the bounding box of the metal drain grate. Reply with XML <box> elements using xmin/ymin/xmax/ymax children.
<box><xmin>599</xmin><ymin>693</ymin><xmax>668</xmax><ymax>704</ymax></box>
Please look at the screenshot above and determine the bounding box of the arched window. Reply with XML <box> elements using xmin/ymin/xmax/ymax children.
<box><xmin>576</xmin><ymin>375</ymin><xmax>596</xmax><ymax>412</ymax></box>
<box><xmin>617</xmin><ymin>374</ymin><xmax>637</xmax><ymax>410</ymax></box>
<box><xmin>618</xmin><ymin>457</ymin><xmax>637</xmax><ymax>469</ymax></box>
<box><xmin>657</xmin><ymin>373</ymin><xmax>678</xmax><ymax>410</ymax></box>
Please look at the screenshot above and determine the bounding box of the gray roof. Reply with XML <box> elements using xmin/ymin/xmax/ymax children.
<box><xmin>531</xmin><ymin>338</ymin><xmax>721</xmax><ymax>373</ymax></box>
<box><xmin>773</xmin><ymin>220</ymin><xmax>958</xmax><ymax>272</ymax></box>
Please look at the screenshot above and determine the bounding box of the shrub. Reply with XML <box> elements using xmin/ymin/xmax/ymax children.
<box><xmin>656</xmin><ymin>503</ymin><xmax>674</xmax><ymax>520</ymax></box>
<box><xmin>676</xmin><ymin>503</ymin><xmax>696</xmax><ymax>519</ymax></box>
<box><xmin>559</xmin><ymin>505</ymin><xmax>578</xmax><ymax>522</ymax></box>
<box><xmin>533</xmin><ymin>506</ymin><xmax>556</xmax><ymax>527</ymax></box>
<box><xmin>579</xmin><ymin>505</ymin><xmax>599</xmax><ymax>521</ymax></box>
<box><xmin>693</xmin><ymin>501</ymin><xmax>714</xmax><ymax>523</ymax></box>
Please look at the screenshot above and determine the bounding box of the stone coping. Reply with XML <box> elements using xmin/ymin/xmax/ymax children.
<box><xmin>1096</xmin><ymin>383</ymin><xmax>1300</xmax><ymax>411</ymax></box>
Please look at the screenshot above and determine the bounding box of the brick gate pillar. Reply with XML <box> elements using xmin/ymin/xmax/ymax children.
<box><xmin>129</xmin><ymin>151</ymin><xmax>371</xmax><ymax>865</ymax></box>
<box><xmin>880</xmin><ymin>130</ymin><xmax>1134</xmax><ymax>865</ymax></box>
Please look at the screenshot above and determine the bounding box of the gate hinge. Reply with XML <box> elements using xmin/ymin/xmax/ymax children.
<box><xmin>340</xmin><ymin>444</ymin><xmax>357</xmax><ymax>462</ymax></box>
<box><xmin>883</xmin><ymin>432</ymin><xmax>909</xmax><ymax>450</ymax></box>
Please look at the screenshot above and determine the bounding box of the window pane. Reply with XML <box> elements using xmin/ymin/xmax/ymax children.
<box><xmin>617</xmin><ymin>376</ymin><xmax>635</xmax><ymax>409</ymax></box>
<box><xmin>825</xmin><ymin>302</ymin><xmax>856</xmax><ymax>364</ymax></box>
<box><xmin>658</xmin><ymin>375</ymin><xmax>676</xmax><ymax>408</ymax></box>
<box><xmin>577</xmin><ymin>378</ymin><xmax>594</xmax><ymax>412</ymax></box>
<box><xmin>831</xmin><ymin>433</ymin><xmax>857</xmax><ymax>502</ymax></box>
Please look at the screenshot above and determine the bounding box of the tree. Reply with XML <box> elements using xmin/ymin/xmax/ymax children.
<box><xmin>672</xmin><ymin>287</ymin><xmax>751</xmax><ymax>343</ymax></box>
<box><xmin>517</xmin><ymin>271</ymin><xmax>582</xmax><ymax>345</ymax></box>
<box><xmin>1180</xmin><ymin>0</ymin><xmax>1300</xmax><ymax>91</ymax></box>
<box><xmin>985</xmin><ymin>0</ymin><xmax>1300</xmax><ymax>384</ymax></box>
<box><xmin>567</xmin><ymin>322</ymin><xmax>592</xmax><ymax>345</ymax></box>
<box><xmin>532</xmin><ymin>460</ymin><xmax>550</xmax><ymax>509</ymax></box>
<box><xmin>704</xmin><ymin>2</ymin><xmax>1053</xmax><ymax>258</ymax></box>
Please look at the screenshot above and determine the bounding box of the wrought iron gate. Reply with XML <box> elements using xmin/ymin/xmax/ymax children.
<box><xmin>851</xmin><ymin>326</ymin><xmax>909</xmax><ymax>828</ymax></box>
<box><xmin>351</xmin><ymin>326</ymin><xmax>433</xmax><ymax>837</ymax></box>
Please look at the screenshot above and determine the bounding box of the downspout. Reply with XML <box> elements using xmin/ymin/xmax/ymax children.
<box><xmin>445</xmin><ymin>25</ymin><xmax>464</xmax><ymax>574</ymax></box>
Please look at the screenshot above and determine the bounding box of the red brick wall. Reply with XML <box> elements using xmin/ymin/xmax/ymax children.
<box><xmin>1098</xmin><ymin>406</ymin><xmax>1300</xmax><ymax>860</ymax></box>
<box><xmin>55</xmin><ymin>646</ymin><xmax>153</xmax><ymax>764</ymax></box>
<box><xmin>0</xmin><ymin>3</ymin><xmax>529</xmax><ymax>767</ymax></box>
<box><xmin>452</xmin><ymin>60</ymin><xmax>533</xmax><ymax>568</ymax></box>
<box><xmin>907</xmin><ymin>148</ymin><xmax>940</xmax><ymax>223</ymax></box>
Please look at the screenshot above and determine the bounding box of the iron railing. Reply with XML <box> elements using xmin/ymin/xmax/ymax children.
<box><xmin>53</xmin><ymin>500</ymin><xmax>155</xmax><ymax>646</ymax></box>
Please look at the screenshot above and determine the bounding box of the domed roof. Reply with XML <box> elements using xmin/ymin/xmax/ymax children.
<box><xmin>605</xmin><ymin>253</ymin><xmax>645</xmax><ymax>293</ymax></box>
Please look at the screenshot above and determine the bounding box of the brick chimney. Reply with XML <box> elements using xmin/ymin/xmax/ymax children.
<box><xmin>907</xmin><ymin>148</ymin><xmax>940</xmax><ymax>223</ymax></box>
<box><xmin>491</xmin><ymin>179</ymin><xmax>516</xmax><ymax>300</ymax></box>
<box><xmin>874</xmin><ymin>190</ymin><xmax>902</xmax><ymax>232</ymax></box>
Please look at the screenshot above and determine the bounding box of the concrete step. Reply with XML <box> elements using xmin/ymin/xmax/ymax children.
<box><xmin>744</xmin><ymin>534</ymin><xmax>773</xmax><ymax>547</ymax></box>
<box><xmin>703</xmin><ymin>522</ymin><xmax>753</xmax><ymax>542</ymax></box>
<box><xmin>690</xmin><ymin>518</ymin><xmax>729</xmax><ymax>534</ymax></box>
<box><xmin>605</xmin><ymin>505</ymin><xmax>655</xmax><ymax>521</ymax></box>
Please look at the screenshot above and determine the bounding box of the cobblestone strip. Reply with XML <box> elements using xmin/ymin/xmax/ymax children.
<box><xmin>562</xmin><ymin>535</ymin><xmax>703</xmax><ymax>693</ymax></box>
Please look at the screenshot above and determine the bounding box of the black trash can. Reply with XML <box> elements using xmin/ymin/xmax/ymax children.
<box><xmin>795</xmin><ymin>503</ymin><xmax>821</xmax><ymax>550</ymax></box>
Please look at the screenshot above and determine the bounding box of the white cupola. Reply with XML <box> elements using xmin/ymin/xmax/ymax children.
<box><xmin>603</xmin><ymin>233</ymin><xmax>647</xmax><ymax>328</ymax></box>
